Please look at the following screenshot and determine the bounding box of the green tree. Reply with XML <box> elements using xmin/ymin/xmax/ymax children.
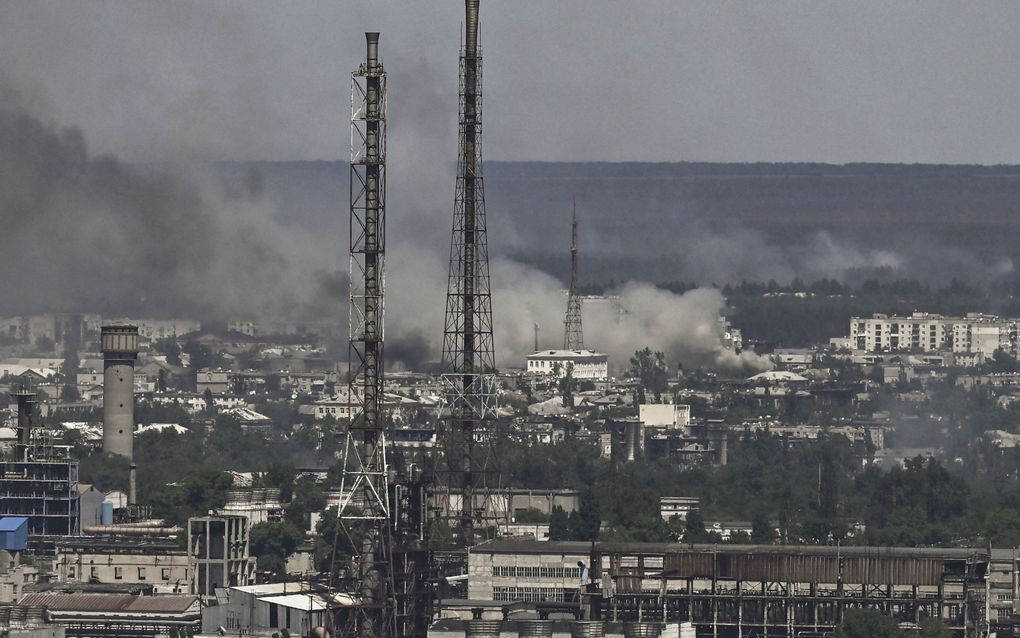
<box><xmin>203</xmin><ymin>388</ymin><xmax>214</xmax><ymax>414</ymax></box>
<box><xmin>683</xmin><ymin>509</ymin><xmax>710</xmax><ymax>543</ymax></box>
<box><xmin>569</xmin><ymin>489</ymin><xmax>601</xmax><ymax>541</ymax></box>
<box><xmin>750</xmin><ymin>510</ymin><xmax>775</xmax><ymax>544</ymax></box>
<box><xmin>60</xmin><ymin>384</ymin><xmax>80</xmax><ymax>402</ymax></box>
<box><xmin>559</xmin><ymin>363</ymin><xmax>576</xmax><ymax>408</ymax></box>
<box><xmin>182</xmin><ymin>340</ymin><xmax>221</xmax><ymax>371</ymax></box>
<box><xmin>286</xmin><ymin>477</ymin><xmax>326</xmax><ymax>531</ymax></box>
<box><xmin>314</xmin><ymin>507</ymin><xmax>361</xmax><ymax>575</ymax></box>
<box><xmin>834</xmin><ymin>608</ymin><xmax>904</xmax><ymax>638</ymax></box>
<box><xmin>549</xmin><ymin>506</ymin><xmax>570</xmax><ymax>541</ymax></box>
<box><xmin>629</xmin><ymin>347</ymin><xmax>668</xmax><ymax>403</ymax></box>
<box><xmin>918</xmin><ymin>615</ymin><xmax>950</xmax><ymax>638</ymax></box>
<box><xmin>153</xmin><ymin>338</ymin><xmax>183</xmax><ymax>366</ymax></box>
<box><xmin>250</xmin><ymin>520</ymin><xmax>304</xmax><ymax>575</ymax></box>
<box><xmin>258</xmin><ymin>462</ymin><xmax>297</xmax><ymax>502</ymax></box>
<box><xmin>514</xmin><ymin>508</ymin><xmax>549</xmax><ymax>524</ymax></box>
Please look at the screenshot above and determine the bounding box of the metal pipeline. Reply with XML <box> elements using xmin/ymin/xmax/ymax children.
<box><xmin>83</xmin><ymin>525</ymin><xmax>181</xmax><ymax>535</ymax></box>
<box><xmin>128</xmin><ymin>463</ymin><xmax>137</xmax><ymax>506</ymax></box>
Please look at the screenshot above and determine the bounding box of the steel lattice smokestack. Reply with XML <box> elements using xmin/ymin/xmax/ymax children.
<box><xmin>101</xmin><ymin>325</ymin><xmax>138</xmax><ymax>459</ymax></box>
<box><xmin>465</xmin><ymin>0</ymin><xmax>479</xmax><ymax>56</ymax></box>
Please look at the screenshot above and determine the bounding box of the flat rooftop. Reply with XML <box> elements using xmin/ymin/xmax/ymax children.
<box><xmin>471</xmin><ymin>539</ymin><xmax>985</xmax><ymax>560</ymax></box>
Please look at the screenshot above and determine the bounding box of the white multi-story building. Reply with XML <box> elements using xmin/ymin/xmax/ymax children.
<box><xmin>525</xmin><ymin>350</ymin><xmax>609</xmax><ymax>380</ymax></box>
<box><xmin>850</xmin><ymin>312</ymin><xmax>1018</xmax><ymax>357</ymax></box>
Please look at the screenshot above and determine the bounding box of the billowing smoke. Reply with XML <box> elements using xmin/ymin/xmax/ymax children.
<box><xmin>383</xmin><ymin>243</ymin><xmax>770</xmax><ymax>374</ymax></box>
<box><xmin>0</xmin><ymin>78</ymin><xmax>338</xmax><ymax>322</ymax></box>
<box><xmin>492</xmin><ymin>266</ymin><xmax>771</xmax><ymax>374</ymax></box>
<box><xmin>663</xmin><ymin>225</ymin><xmax>1011</xmax><ymax>287</ymax></box>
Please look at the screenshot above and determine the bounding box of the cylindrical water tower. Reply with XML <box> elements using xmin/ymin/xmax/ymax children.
<box><xmin>101</xmin><ymin>325</ymin><xmax>138</xmax><ymax>459</ymax></box>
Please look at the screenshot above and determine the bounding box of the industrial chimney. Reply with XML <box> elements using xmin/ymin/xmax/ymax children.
<box><xmin>101</xmin><ymin>325</ymin><xmax>138</xmax><ymax>459</ymax></box>
<box><xmin>13</xmin><ymin>385</ymin><xmax>37</xmax><ymax>461</ymax></box>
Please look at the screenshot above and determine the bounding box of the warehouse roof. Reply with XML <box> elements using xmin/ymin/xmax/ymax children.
<box><xmin>470</xmin><ymin>539</ymin><xmax>984</xmax><ymax>560</ymax></box>
<box><xmin>19</xmin><ymin>593</ymin><xmax>199</xmax><ymax>616</ymax></box>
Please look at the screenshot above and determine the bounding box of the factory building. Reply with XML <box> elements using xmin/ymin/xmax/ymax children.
<box><xmin>17</xmin><ymin>593</ymin><xmax>200</xmax><ymax>634</ymax></box>
<box><xmin>54</xmin><ymin>538</ymin><xmax>190</xmax><ymax>594</ymax></box>
<box><xmin>200</xmin><ymin>583</ymin><xmax>352</xmax><ymax>635</ymax></box>
<box><xmin>526</xmin><ymin>350</ymin><xmax>609</xmax><ymax>380</ymax></box>
<box><xmin>467</xmin><ymin>539</ymin><xmax>991</xmax><ymax>636</ymax></box>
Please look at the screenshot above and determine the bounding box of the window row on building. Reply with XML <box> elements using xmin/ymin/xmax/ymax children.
<box><xmin>492</xmin><ymin>586</ymin><xmax>569</xmax><ymax>602</ymax></box>
<box><xmin>68</xmin><ymin>565</ymin><xmax>175</xmax><ymax>581</ymax></box>
<box><xmin>850</xmin><ymin>313</ymin><xmax>1020</xmax><ymax>356</ymax></box>
<box><xmin>492</xmin><ymin>566</ymin><xmax>582</xmax><ymax>579</ymax></box>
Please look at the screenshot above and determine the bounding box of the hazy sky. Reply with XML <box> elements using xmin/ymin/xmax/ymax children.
<box><xmin>2</xmin><ymin>1</ymin><xmax>1019</xmax><ymax>163</ymax></box>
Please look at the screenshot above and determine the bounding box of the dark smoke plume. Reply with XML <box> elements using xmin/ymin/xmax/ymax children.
<box><xmin>0</xmin><ymin>79</ymin><xmax>337</xmax><ymax>322</ymax></box>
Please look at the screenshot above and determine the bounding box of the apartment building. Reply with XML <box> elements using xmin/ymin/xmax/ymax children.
<box><xmin>850</xmin><ymin>312</ymin><xmax>1018</xmax><ymax>357</ymax></box>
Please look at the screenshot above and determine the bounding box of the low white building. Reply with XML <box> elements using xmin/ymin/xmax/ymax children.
<box><xmin>660</xmin><ymin>496</ymin><xmax>699</xmax><ymax>522</ymax></box>
<box><xmin>201</xmin><ymin>583</ymin><xmax>352</xmax><ymax>635</ymax></box>
<box><xmin>525</xmin><ymin>350</ymin><xmax>608</xmax><ymax>380</ymax></box>
<box><xmin>639</xmin><ymin>404</ymin><xmax>691</xmax><ymax>429</ymax></box>
<box><xmin>313</xmin><ymin>392</ymin><xmax>420</xmax><ymax>422</ymax></box>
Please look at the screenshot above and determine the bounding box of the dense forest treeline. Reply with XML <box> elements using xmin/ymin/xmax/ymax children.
<box><xmin>500</xmin><ymin>432</ymin><xmax>1020</xmax><ymax>548</ymax></box>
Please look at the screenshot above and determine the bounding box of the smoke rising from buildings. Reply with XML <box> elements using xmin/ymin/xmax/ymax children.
<box><xmin>2</xmin><ymin>72</ymin><xmax>1012</xmax><ymax>376</ymax></box>
<box><xmin>384</xmin><ymin>244</ymin><xmax>769</xmax><ymax>374</ymax></box>
<box><xmin>4</xmin><ymin>64</ymin><xmax>1017</xmax><ymax>377</ymax></box>
<box><xmin>0</xmin><ymin>79</ymin><xmax>339</xmax><ymax>322</ymax></box>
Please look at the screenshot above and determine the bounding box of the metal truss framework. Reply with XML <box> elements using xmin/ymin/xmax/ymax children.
<box><xmin>564</xmin><ymin>199</ymin><xmax>584</xmax><ymax>350</ymax></box>
<box><xmin>438</xmin><ymin>0</ymin><xmax>504</xmax><ymax>547</ymax></box>
<box><xmin>333</xmin><ymin>32</ymin><xmax>396</xmax><ymax>638</ymax></box>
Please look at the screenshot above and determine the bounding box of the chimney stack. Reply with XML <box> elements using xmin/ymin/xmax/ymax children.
<box><xmin>101</xmin><ymin>325</ymin><xmax>138</xmax><ymax>459</ymax></box>
<box><xmin>129</xmin><ymin>463</ymin><xmax>138</xmax><ymax>506</ymax></box>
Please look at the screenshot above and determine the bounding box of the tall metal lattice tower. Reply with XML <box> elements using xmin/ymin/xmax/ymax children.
<box><xmin>564</xmin><ymin>199</ymin><xmax>584</xmax><ymax>350</ymax></box>
<box><xmin>334</xmin><ymin>32</ymin><xmax>396</xmax><ymax>638</ymax></box>
<box><xmin>439</xmin><ymin>0</ymin><xmax>502</xmax><ymax>546</ymax></box>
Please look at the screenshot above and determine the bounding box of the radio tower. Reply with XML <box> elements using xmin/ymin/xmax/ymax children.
<box><xmin>334</xmin><ymin>32</ymin><xmax>396</xmax><ymax>638</ymax></box>
<box><xmin>439</xmin><ymin>0</ymin><xmax>501</xmax><ymax>546</ymax></box>
<box><xmin>564</xmin><ymin>199</ymin><xmax>584</xmax><ymax>350</ymax></box>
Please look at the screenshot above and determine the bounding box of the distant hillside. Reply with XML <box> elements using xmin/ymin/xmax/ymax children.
<box><xmin>221</xmin><ymin>161</ymin><xmax>1020</xmax><ymax>286</ymax></box>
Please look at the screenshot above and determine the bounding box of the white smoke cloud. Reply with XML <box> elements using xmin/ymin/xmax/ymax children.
<box><xmin>383</xmin><ymin>246</ymin><xmax>771</xmax><ymax>374</ymax></box>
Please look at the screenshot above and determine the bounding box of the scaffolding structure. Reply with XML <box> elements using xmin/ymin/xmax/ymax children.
<box><xmin>0</xmin><ymin>388</ymin><xmax>79</xmax><ymax>536</ymax></box>
<box><xmin>438</xmin><ymin>0</ymin><xmax>504</xmax><ymax>548</ymax></box>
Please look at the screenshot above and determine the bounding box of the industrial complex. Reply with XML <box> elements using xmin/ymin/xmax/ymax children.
<box><xmin>2</xmin><ymin>2</ymin><xmax>1020</xmax><ymax>638</ymax></box>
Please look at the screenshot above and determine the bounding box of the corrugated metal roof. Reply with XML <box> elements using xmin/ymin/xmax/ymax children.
<box><xmin>260</xmin><ymin>593</ymin><xmax>329</xmax><ymax>612</ymax></box>
<box><xmin>19</xmin><ymin>593</ymin><xmax>198</xmax><ymax>614</ymax></box>
<box><xmin>472</xmin><ymin>539</ymin><xmax>985</xmax><ymax>560</ymax></box>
